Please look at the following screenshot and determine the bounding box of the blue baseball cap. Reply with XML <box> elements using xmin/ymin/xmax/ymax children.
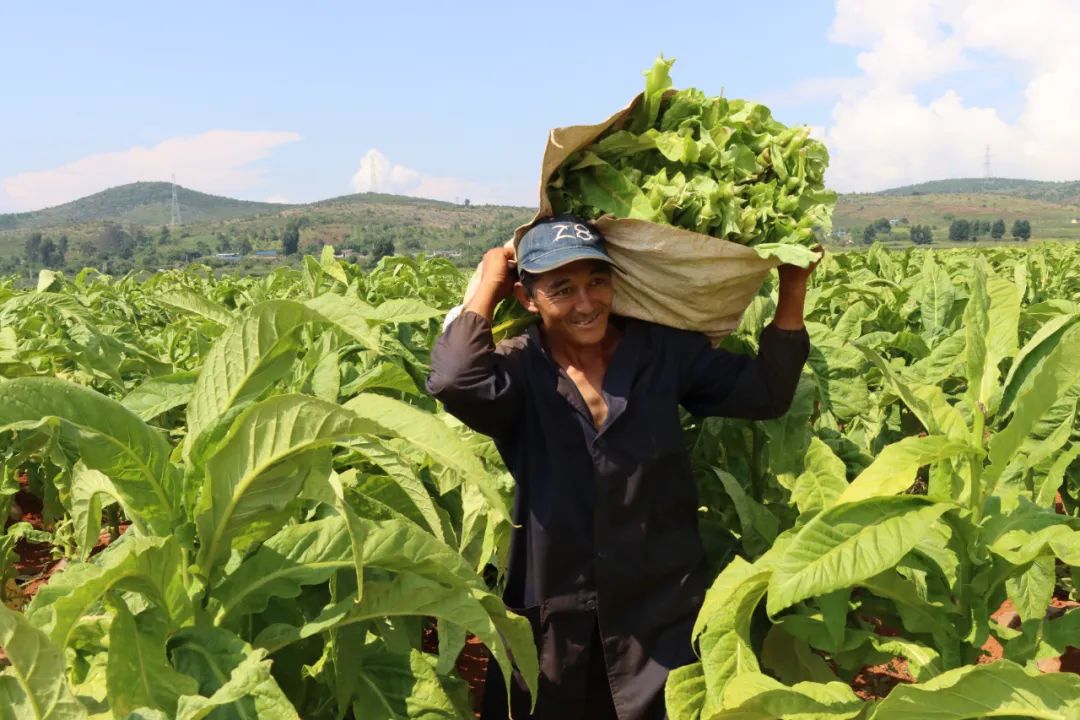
<box><xmin>516</xmin><ymin>215</ymin><xmax>617</xmax><ymax>275</ymax></box>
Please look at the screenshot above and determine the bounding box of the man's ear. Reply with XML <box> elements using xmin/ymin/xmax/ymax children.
<box><xmin>513</xmin><ymin>283</ymin><xmax>539</xmax><ymax>313</ymax></box>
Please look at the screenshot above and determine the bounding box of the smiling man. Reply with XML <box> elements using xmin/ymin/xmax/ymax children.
<box><xmin>426</xmin><ymin>215</ymin><xmax>814</xmax><ymax>720</ymax></box>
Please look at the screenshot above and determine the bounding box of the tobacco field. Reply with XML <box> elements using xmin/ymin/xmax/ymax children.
<box><xmin>0</xmin><ymin>243</ymin><xmax>1078</xmax><ymax>719</ymax></box>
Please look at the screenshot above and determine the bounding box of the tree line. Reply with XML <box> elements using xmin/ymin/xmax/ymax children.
<box><xmin>858</xmin><ymin>216</ymin><xmax>1033</xmax><ymax>246</ymax></box>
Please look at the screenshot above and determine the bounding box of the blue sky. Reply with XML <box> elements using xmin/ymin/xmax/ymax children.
<box><xmin>2</xmin><ymin>1</ymin><xmax>1074</xmax><ymax>212</ymax></box>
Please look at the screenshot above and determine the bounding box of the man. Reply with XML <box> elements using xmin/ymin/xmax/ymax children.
<box><xmin>426</xmin><ymin>216</ymin><xmax>814</xmax><ymax>720</ymax></box>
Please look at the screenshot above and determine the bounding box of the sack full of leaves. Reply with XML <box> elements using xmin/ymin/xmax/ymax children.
<box><xmin>498</xmin><ymin>56</ymin><xmax>834</xmax><ymax>342</ymax></box>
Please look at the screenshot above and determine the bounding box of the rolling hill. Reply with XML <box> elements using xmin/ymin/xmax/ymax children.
<box><xmin>0</xmin><ymin>182</ymin><xmax>292</xmax><ymax>231</ymax></box>
<box><xmin>2</xmin><ymin>177</ymin><xmax>1078</xmax><ymax>263</ymax></box>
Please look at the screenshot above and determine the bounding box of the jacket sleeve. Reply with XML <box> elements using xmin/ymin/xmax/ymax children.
<box><xmin>425</xmin><ymin>310</ymin><xmax>523</xmax><ymax>440</ymax></box>
<box><xmin>677</xmin><ymin>323</ymin><xmax>810</xmax><ymax>420</ymax></box>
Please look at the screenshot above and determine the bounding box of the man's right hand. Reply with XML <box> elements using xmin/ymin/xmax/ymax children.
<box><xmin>466</xmin><ymin>246</ymin><xmax>517</xmax><ymax>321</ymax></box>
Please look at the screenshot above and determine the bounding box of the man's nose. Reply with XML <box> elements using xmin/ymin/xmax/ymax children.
<box><xmin>573</xmin><ymin>287</ymin><xmax>595</xmax><ymax>313</ymax></box>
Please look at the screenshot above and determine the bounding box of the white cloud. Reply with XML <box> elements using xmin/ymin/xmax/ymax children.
<box><xmin>350</xmin><ymin>149</ymin><xmax>531</xmax><ymax>206</ymax></box>
<box><xmin>820</xmin><ymin>0</ymin><xmax>1080</xmax><ymax>191</ymax></box>
<box><xmin>2</xmin><ymin>130</ymin><xmax>301</xmax><ymax>212</ymax></box>
<box><xmin>265</xmin><ymin>194</ymin><xmax>292</xmax><ymax>204</ymax></box>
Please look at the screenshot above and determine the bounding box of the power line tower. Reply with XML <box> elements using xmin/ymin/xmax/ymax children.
<box><xmin>170</xmin><ymin>173</ymin><xmax>182</xmax><ymax>226</ymax></box>
<box><xmin>984</xmin><ymin>145</ymin><xmax>992</xmax><ymax>179</ymax></box>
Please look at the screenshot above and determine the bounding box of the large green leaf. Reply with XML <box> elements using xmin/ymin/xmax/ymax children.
<box><xmin>917</xmin><ymin>252</ymin><xmax>956</xmax><ymax>342</ymax></box>
<box><xmin>27</xmin><ymin>536</ymin><xmax>191</xmax><ymax>650</ymax></box>
<box><xmin>790</xmin><ymin>437</ymin><xmax>848</xmax><ymax>518</ymax></box>
<box><xmin>156</xmin><ymin>291</ymin><xmax>233</xmax><ymax>326</ymax></box>
<box><xmin>836</xmin><ymin>435</ymin><xmax>971</xmax><ymax>505</ymax></box>
<box><xmin>665</xmin><ymin>662</ymin><xmax>705</xmax><ymax>720</ymax></box>
<box><xmin>121</xmin><ymin>372</ymin><xmax>198</xmax><ymax>422</ymax></box>
<box><xmin>105</xmin><ymin>603</ymin><xmax>198</xmax><ymax>718</ymax></box>
<box><xmin>255</xmin><ymin>572</ymin><xmax>538</xmax><ymax>710</ymax></box>
<box><xmin>346</xmin><ymin>645</ymin><xmax>470</xmax><ymax>719</ymax></box>
<box><xmin>344</xmin><ymin>393</ymin><xmax>510</xmax><ymax>522</ymax></box>
<box><xmin>0</xmin><ymin>377</ymin><xmax>181</xmax><ymax>535</ymax></box>
<box><xmin>211</xmin><ymin>517</ymin><xmax>354</xmax><ymax>626</ymax></box>
<box><xmin>706</xmin><ymin>673</ymin><xmax>863</xmax><ymax>720</ymax></box>
<box><xmin>194</xmin><ymin>394</ymin><xmax>387</xmax><ymax>578</ymax></box>
<box><xmin>184</xmin><ymin>300</ymin><xmax>326</xmax><ymax>456</ymax></box>
<box><xmin>170</xmin><ymin>627</ymin><xmax>299</xmax><ymax>720</ymax></box>
<box><xmin>69</xmin><ymin>462</ymin><xmax>120</xmax><ymax>561</ymax></box>
<box><xmin>0</xmin><ymin>604</ymin><xmax>87</xmax><ymax>720</ymax></box>
<box><xmin>693</xmin><ymin>557</ymin><xmax>771</xmax><ymax>714</ymax></box>
<box><xmin>767</xmin><ymin>497</ymin><xmax>951</xmax><ymax>615</ymax></box>
<box><xmin>867</xmin><ymin>660</ymin><xmax>1080</xmax><ymax>719</ymax></box>
<box><xmin>983</xmin><ymin>322</ymin><xmax>1080</xmax><ymax>492</ymax></box>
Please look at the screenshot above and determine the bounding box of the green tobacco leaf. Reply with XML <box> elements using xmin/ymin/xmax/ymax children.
<box><xmin>0</xmin><ymin>377</ymin><xmax>182</xmax><ymax>536</ymax></box>
<box><xmin>790</xmin><ymin>437</ymin><xmax>849</xmax><ymax>518</ymax></box>
<box><xmin>751</xmin><ymin>243</ymin><xmax>820</xmax><ymax>268</ymax></box>
<box><xmin>121</xmin><ymin>372</ymin><xmax>198</xmax><ymax>422</ymax></box>
<box><xmin>917</xmin><ymin>252</ymin><xmax>956</xmax><ymax>342</ymax></box>
<box><xmin>364</xmin><ymin>298</ymin><xmax>443</xmax><ymax>325</ymax></box>
<box><xmin>707</xmin><ymin>673</ymin><xmax>863</xmax><ymax>720</ymax></box>
<box><xmin>1005</xmin><ymin>555</ymin><xmax>1055</xmax><ymax>624</ymax></box>
<box><xmin>211</xmin><ymin>517</ymin><xmax>354</xmax><ymax>625</ymax></box>
<box><xmin>984</xmin><ymin>323</ymin><xmax>1080</xmax><ymax>492</ymax></box>
<box><xmin>665</xmin><ymin>662</ymin><xmax>705</xmax><ymax>720</ymax></box>
<box><xmin>0</xmin><ymin>604</ymin><xmax>87</xmax><ymax>720</ymax></box>
<box><xmin>999</xmin><ymin>312</ymin><xmax>1080</xmax><ymax>419</ymax></box>
<box><xmin>301</xmin><ymin>293</ymin><xmax>379</xmax><ymax>348</ymax></box>
<box><xmin>27</xmin><ymin>536</ymin><xmax>191</xmax><ymax>650</ymax></box>
<box><xmin>106</xmin><ymin>603</ymin><xmax>198</xmax><ymax>718</ymax></box>
<box><xmin>837</xmin><ymin>435</ymin><xmax>971</xmax><ymax>505</ymax></box>
<box><xmin>867</xmin><ymin>660</ymin><xmax>1080</xmax><ymax>719</ymax></box>
<box><xmin>171</xmin><ymin>627</ymin><xmax>299</xmax><ymax>720</ymax></box>
<box><xmin>715</xmin><ymin>471</ymin><xmax>777</xmax><ymax>557</ymax></box>
<box><xmin>767</xmin><ymin>497</ymin><xmax>951</xmax><ymax>615</ymax></box>
<box><xmin>693</xmin><ymin>558</ymin><xmax>771</xmax><ymax>715</ymax></box>
<box><xmin>69</xmin><ymin>462</ymin><xmax>120</xmax><ymax>561</ymax></box>
<box><xmin>185</xmin><ymin>300</ymin><xmax>327</xmax><ymax>457</ymax></box>
<box><xmin>156</xmin><ymin>291</ymin><xmax>233</xmax><ymax>326</ymax></box>
<box><xmin>346</xmin><ymin>645</ymin><xmax>469</xmax><ymax>719</ymax></box>
<box><xmin>255</xmin><ymin>573</ymin><xmax>538</xmax><ymax>711</ymax></box>
<box><xmin>344</xmin><ymin>393</ymin><xmax>510</xmax><ymax>522</ymax></box>
<box><xmin>194</xmin><ymin>394</ymin><xmax>387</xmax><ymax>579</ymax></box>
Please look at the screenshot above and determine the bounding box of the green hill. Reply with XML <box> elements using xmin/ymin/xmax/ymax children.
<box><xmin>876</xmin><ymin>177</ymin><xmax>1080</xmax><ymax>205</ymax></box>
<box><xmin>0</xmin><ymin>182</ymin><xmax>291</xmax><ymax>231</ymax></box>
<box><xmin>2</xmin><ymin>177</ymin><xmax>1078</xmax><ymax>272</ymax></box>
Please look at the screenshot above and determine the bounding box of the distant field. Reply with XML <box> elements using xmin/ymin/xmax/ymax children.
<box><xmin>834</xmin><ymin>192</ymin><xmax>1080</xmax><ymax>241</ymax></box>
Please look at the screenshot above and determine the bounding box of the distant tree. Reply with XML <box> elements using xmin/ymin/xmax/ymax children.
<box><xmin>948</xmin><ymin>219</ymin><xmax>971</xmax><ymax>242</ymax></box>
<box><xmin>862</xmin><ymin>224</ymin><xmax>877</xmax><ymax>245</ymax></box>
<box><xmin>991</xmin><ymin>219</ymin><xmax>1006</xmax><ymax>239</ymax></box>
<box><xmin>1011</xmin><ymin>219</ymin><xmax>1031</xmax><ymax>241</ymax></box>
<box><xmin>215</xmin><ymin>233</ymin><xmax>232</xmax><ymax>253</ymax></box>
<box><xmin>78</xmin><ymin>241</ymin><xmax>97</xmax><ymax>260</ymax></box>
<box><xmin>282</xmin><ymin>219</ymin><xmax>302</xmax><ymax>256</ymax></box>
<box><xmin>237</xmin><ymin>236</ymin><xmax>253</xmax><ymax>256</ymax></box>
<box><xmin>159</xmin><ymin>225</ymin><xmax>171</xmax><ymax>245</ymax></box>
<box><xmin>873</xmin><ymin>217</ymin><xmax>892</xmax><ymax>233</ymax></box>
<box><xmin>970</xmin><ymin>219</ymin><xmax>981</xmax><ymax>241</ymax></box>
<box><xmin>194</xmin><ymin>241</ymin><xmax>213</xmax><ymax>257</ymax></box>
<box><xmin>98</xmin><ymin>222</ymin><xmax>130</xmax><ymax>257</ymax></box>
<box><xmin>23</xmin><ymin>232</ymin><xmax>43</xmax><ymax>267</ymax></box>
<box><xmin>463</xmin><ymin>198</ymin><xmax>471</xmax><ymax>208</ymax></box>
<box><xmin>40</xmin><ymin>238</ymin><xmax>58</xmax><ymax>268</ymax></box>
<box><xmin>57</xmin><ymin>235</ymin><xmax>68</xmax><ymax>264</ymax></box>
<box><xmin>910</xmin><ymin>224</ymin><xmax>933</xmax><ymax>245</ymax></box>
<box><xmin>402</xmin><ymin>237</ymin><xmax>423</xmax><ymax>253</ymax></box>
<box><xmin>370</xmin><ymin>238</ymin><xmax>395</xmax><ymax>260</ymax></box>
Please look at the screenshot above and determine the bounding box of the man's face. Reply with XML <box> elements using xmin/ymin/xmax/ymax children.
<box><xmin>516</xmin><ymin>260</ymin><xmax>615</xmax><ymax>348</ymax></box>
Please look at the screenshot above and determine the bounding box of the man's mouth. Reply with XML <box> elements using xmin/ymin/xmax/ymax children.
<box><xmin>570</xmin><ymin>311</ymin><xmax>602</xmax><ymax>328</ymax></box>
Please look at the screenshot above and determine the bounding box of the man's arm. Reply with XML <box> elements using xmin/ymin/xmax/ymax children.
<box><xmin>426</xmin><ymin>247</ymin><xmax>522</xmax><ymax>439</ymax></box>
<box><xmin>679</xmin><ymin>255</ymin><xmax>818</xmax><ymax>420</ymax></box>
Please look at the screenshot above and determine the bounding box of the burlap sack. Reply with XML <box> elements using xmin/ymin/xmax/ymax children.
<box><xmin>465</xmin><ymin>91</ymin><xmax>792</xmax><ymax>343</ymax></box>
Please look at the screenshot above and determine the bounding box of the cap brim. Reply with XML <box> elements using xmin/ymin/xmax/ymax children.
<box><xmin>518</xmin><ymin>246</ymin><xmax>621</xmax><ymax>274</ymax></box>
